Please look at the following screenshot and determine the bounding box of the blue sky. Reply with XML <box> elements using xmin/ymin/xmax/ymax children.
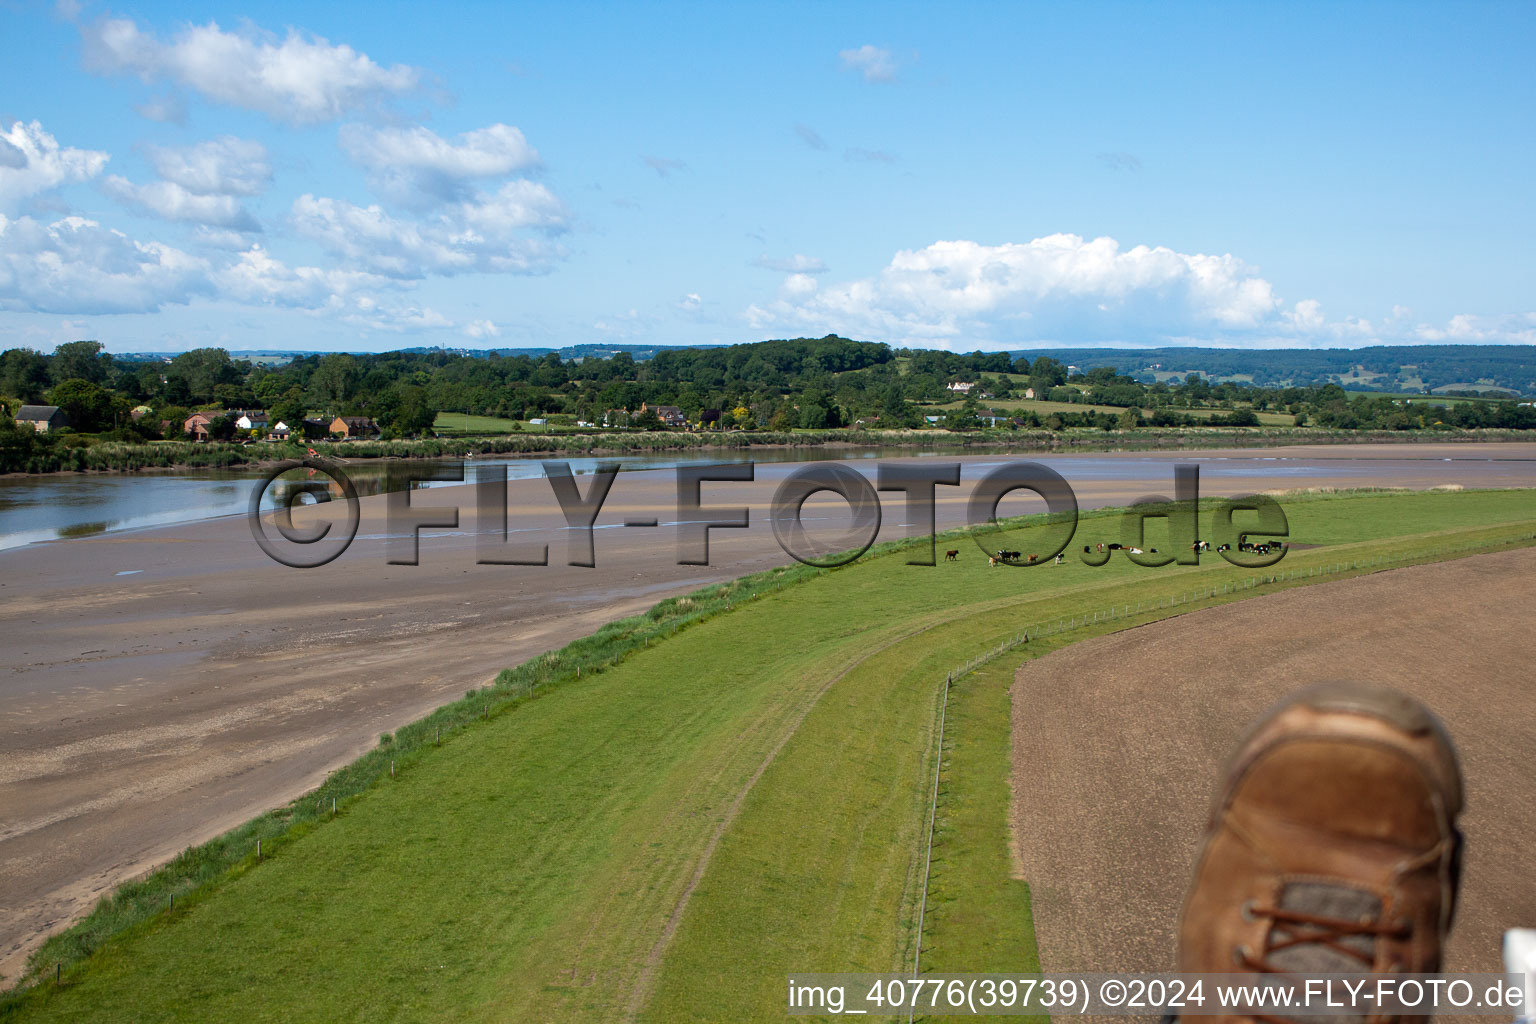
<box><xmin>1</xmin><ymin>0</ymin><xmax>1532</xmax><ymax>353</ymax></box>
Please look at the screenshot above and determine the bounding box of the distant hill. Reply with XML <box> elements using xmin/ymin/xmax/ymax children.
<box><xmin>391</xmin><ymin>343</ymin><xmax>681</xmax><ymax>362</ymax></box>
<box><xmin>1008</xmin><ymin>345</ymin><xmax>1536</xmax><ymax>396</ymax></box>
<box><xmin>104</xmin><ymin>341</ymin><xmax>1536</xmax><ymax>396</ymax></box>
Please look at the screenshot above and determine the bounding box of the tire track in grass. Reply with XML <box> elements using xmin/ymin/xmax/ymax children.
<box><xmin>623</xmin><ymin>619</ymin><xmax>943</xmax><ymax>1021</ymax></box>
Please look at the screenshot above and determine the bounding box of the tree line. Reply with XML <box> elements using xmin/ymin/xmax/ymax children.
<box><xmin>3</xmin><ymin>337</ymin><xmax>1534</xmax><ymax>465</ymax></box>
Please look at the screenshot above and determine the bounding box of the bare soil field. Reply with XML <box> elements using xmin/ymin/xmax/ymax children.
<box><xmin>1011</xmin><ymin>547</ymin><xmax>1536</xmax><ymax>982</ymax></box>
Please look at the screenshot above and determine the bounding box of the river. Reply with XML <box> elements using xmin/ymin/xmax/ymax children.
<box><xmin>1</xmin><ymin>443</ymin><xmax>1525</xmax><ymax>551</ymax></box>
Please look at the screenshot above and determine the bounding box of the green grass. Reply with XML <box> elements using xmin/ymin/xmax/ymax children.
<box><xmin>431</xmin><ymin>411</ymin><xmax>527</xmax><ymax>434</ymax></box>
<box><xmin>922</xmin><ymin>397</ymin><xmax>1295</xmax><ymax>426</ymax></box>
<box><xmin>6</xmin><ymin>489</ymin><xmax>1534</xmax><ymax>1022</ymax></box>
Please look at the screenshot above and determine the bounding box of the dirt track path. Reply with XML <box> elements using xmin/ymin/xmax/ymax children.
<box><xmin>1011</xmin><ymin>547</ymin><xmax>1536</xmax><ymax>980</ymax></box>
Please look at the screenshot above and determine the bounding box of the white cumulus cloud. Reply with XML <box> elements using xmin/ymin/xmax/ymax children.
<box><xmin>1415</xmin><ymin>312</ymin><xmax>1536</xmax><ymax>344</ymax></box>
<box><xmin>746</xmin><ymin>234</ymin><xmax>1290</xmax><ymax>346</ymax></box>
<box><xmin>213</xmin><ymin>246</ymin><xmax>448</xmax><ymax>331</ymax></box>
<box><xmin>104</xmin><ymin>175</ymin><xmax>261</xmax><ymax>231</ymax></box>
<box><xmin>0</xmin><ymin>121</ymin><xmax>109</xmax><ymax>212</ymax></box>
<box><xmin>146</xmin><ymin>136</ymin><xmax>271</xmax><ymax>196</ymax></box>
<box><xmin>81</xmin><ymin>16</ymin><xmax>419</xmax><ymax>124</ymax></box>
<box><xmin>212</xmin><ymin>245</ymin><xmax>384</xmax><ymax>308</ymax></box>
<box><xmin>290</xmin><ymin>179</ymin><xmax>568</xmax><ymax>279</ymax></box>
<box><xmin>0</xmin><ymin>213</ymin><xmax>209</xmax><ymax>313</ymax></box>
<box><xmin>340</xmin><ymin>123</ymin><xmax>540</xmax><ymax>204</ymax></box>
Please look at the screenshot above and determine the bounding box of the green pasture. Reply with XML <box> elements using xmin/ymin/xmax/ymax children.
<box><xmin>430</xmin><ymin>412</ymin><xmax>542</xmax><ymax>435</ymax></box>
<box><xmin>6</xmin><ymin>489</ymin><xmax>1533</xmax><ymax>1023</ymax></box>
<box><xmin>921</xmin><ymin>397</ymin><xmax>1294</xmax><ymax>426</ymax></box>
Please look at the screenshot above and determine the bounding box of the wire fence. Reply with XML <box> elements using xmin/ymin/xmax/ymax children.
<box><xmin>907</xmin><ymin>526</ymin><xmax>1536</xmax><ymax>991</ymax></box>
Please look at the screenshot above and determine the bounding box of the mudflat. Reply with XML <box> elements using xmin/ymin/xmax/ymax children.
<box><xmin>2</xmin><ymin>442</ymin><xmax>1533</xmax><ymax>983</ymax></box>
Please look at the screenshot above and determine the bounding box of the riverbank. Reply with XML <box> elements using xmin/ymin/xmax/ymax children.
<box><xmin>7</xmin><ymin>424</ymin><xmax>1536</xmax><ymax>477</ymax></box>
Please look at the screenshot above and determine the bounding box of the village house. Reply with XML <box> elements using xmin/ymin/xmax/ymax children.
<box><xmin>183</xmin><ymin>411</ymin><xmax>227</xmax><ymax>441</ymax></box>
<box><xmin>976</xmin><ymin>409</ymin><xmax>1009</xmax><ymax>428</ymax></box>
<box><xmin>1021</xmin><ymin>387</ymin><xmax>1036</xmax><ymax>400</ymax></box>
<box><xmin>602</xmin><ymin>408</ymin><xmax>630</xmax><ymax>428</ymax></box>
<box><xmin>330</xmin><ymin>415</ymin><xmax>380</xmax><ymax>438</ymax></box>
<box><xmin>15</xmin><ymin>405</ymin><xmax>68</xmax><ymax>432</ymax></box>
<box><xmin>946</xmin><ymin>381</ymin><xmax>976</xmax><ymax>394</ymax></box>
<box><xmin>269</xmin><ymin>421</ymin><xmax>292</xmax><ymax>440</ymax></box>
<box><xmin>235</xmin><ymin>411</ymin><xmax>270</xmax><ymax>431</ymax></box>
<box><xmin>639</xmin><ymin>402</ymin><xmax>686</xmax><ymax>428</ymax></box>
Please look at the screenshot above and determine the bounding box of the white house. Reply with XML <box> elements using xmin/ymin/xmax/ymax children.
<box><xmin>235</xmin><ymin>411</ymin><xmax>270</xmax><ymax>431</ymax></box>
<box><xmin>946</xmin><ymin>381</ymin><xmax>976</xmax><ymax>394</ymax></box>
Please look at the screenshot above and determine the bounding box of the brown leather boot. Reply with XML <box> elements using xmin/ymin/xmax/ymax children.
<box><xmin>1177</xmin><ymin>682</ymin><xmax>1464</xmax><ymax>1020</ymax></box>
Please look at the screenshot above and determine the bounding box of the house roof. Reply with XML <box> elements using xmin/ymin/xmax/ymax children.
<box><xmin>16</xmin><ymin>405</ymin><xmax>63</xmax><ymax>420</ymax></box>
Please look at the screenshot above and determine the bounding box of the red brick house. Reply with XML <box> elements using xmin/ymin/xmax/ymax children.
<box><xmin>330</xmin><ymin>415</ymin><xmax>380</xmax><ymax>438</ymax></box>
<box><xmin>184</xmin><ymin>411</ymin><xmax>227</xmax><ymax>441</ymax></box>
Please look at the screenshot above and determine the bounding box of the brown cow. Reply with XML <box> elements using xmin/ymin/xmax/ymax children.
<box><xmin>944</xmin><ymin>549</ymin><xmax>959</xmax><ymax>561</ymax></box>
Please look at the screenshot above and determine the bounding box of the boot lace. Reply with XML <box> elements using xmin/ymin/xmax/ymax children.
<box><xmin>1235</xmin><ymin>903</ymin><xmax>1411</xmax><ymax>1024</ymax></box>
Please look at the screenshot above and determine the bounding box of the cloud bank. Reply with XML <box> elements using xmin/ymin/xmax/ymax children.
<box><xmin>745</xmin><ymin>234</ymin><xmax>1536</xmax><ymax>349</ymax></box>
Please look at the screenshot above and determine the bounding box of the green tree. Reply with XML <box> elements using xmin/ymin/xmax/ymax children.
<box><xmin>270</xmin><ymin>388</ymin><xmax>308</xmax><ymax>431</ymax></box>
<box><xmin>1028</xmin><ymin>356</ymin><xmax>1068</xmax><ymax>388</ymax></box>
<box><xmin>48</xmin><ymin>378</ymin><xmax>118</xmax><ymax>432</ymax></box>
<box><xmin>310</xmin><ymin>354</ymin><xmax>361</xmax><ymax>411</ymax></box>
<box><xmin>1</xmin><ymin>348</ymin><xmax>52</xmax><ymax>401</ymax></box>
<box><xmin>50</xmin><ymin>341</ymin><xmax>113</xmax><ymax>385</ymax></box>
<box><xmin>383</xmin><ymin>385</ymin><xmax>437</xmax><ymax>436</ymax></box>
<box><xmin>168</xmin><ymin>348</ymin><xmax>241</xmax><ymax>401</ymax></box>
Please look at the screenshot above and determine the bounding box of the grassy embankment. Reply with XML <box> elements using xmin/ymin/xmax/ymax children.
<box><xmin>4</xmin><ymin>489</ymin><xmax>1533</xmax><ymax>1022</ymax></box>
